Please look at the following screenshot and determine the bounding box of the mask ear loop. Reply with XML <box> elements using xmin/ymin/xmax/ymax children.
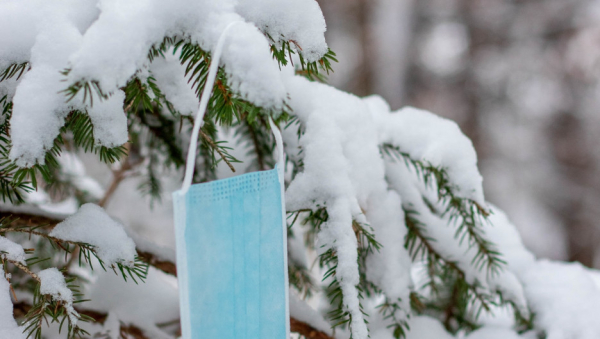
<box><xmin>181</xmin><ymin>21</ymin><xmax>287</xmax><ymax>194</ymax></box>
<box><xmin>268</xmin><ymin>116</ymin><xmax>285</xmax><ymax>184</ymax></box>
<box><xmin>268</xmin><ymin>115</ymin><xmax>290</xmax><ymax>339</ymax></box>
<box><xmin>181</xmin><ymin>21</ymin><xmax>240</xmax><ymax>195</ymax></box>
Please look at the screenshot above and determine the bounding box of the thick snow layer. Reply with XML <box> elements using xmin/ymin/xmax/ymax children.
<box><xmin>519</xmin><ymin>261</ymin><xmax>600</xmax><ymax>339</ymax></box>
<box><xmin>0</xmin><ymin>271</ymin><xmax>24</xmax><ymax>339</ymax></box>
<box><xmin>4</xmin><ymin>0</ymin><xmax>313</xmax><ymax>167</ymax></box>
<box><xmin>66</xmin><ymin>0</ymin><xmax>286</xmax><ymax>111</ymax></box>
<box><xmin>49</xmin><ymin>203</ymin><xmax>137</xmax><ymax>266</ymax></box>
<box><xmin>150</xmin><ymin>50</ymin><xmax>198</xmax><ymax>116</ymax></box>
<box><xmin>0</xmin><ymin>0</ymin><xmax>98</xmax><ymax>70</ymax></box>
<box><xmin>486</xmin><ymin>207</ymin><xmax>600</xmax><ymax>339</ymax></box>
<box><xmin>367</xmin><ymin>96</ymin><xmax>486</xmax><ymax>206</ymax></box>
<box><xmin>364</xmin><ymin>191</ymin><xmax>413</xmax><ymax>305</ymax></box>
<box><xmin>3</xmin><ymin>0</ymin><xmax>105</xmax><ymax>167</ymax></box>
<box><xmin>284</xmin><ymin>76</ymin><xmax>413</xmax><ymax>338</ymax></box>
<box><xmin>38</xmin><ymin>267</ymin><xmax>78</xmax><ymax>325</ymax></box>
<box><xmin>86</xmin><ymin>90</ymin><xmax>128</xmax><ymax>148</ymax></box>
<box><xmin>8</xmin><ymin>18</ymin><xmax>84</xmax><ymax>167</ymax></box>
<box><xmin>0</xmin><ymin>237</ymin><xmax>26</xmax><ymax>264</ymax></box>
<box><xmin>236</xmin><ymin>0</ymin><xmax>328</xmax><ymax>62</ymax></box>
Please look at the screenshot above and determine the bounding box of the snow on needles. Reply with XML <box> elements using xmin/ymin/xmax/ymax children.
<box><xmin>284</xmin><ymin>76</ymin><xmax>413</xmax><ymax>338</ymax></box>
<box><xmin>3</xmin><ymin>0</ymin><xmax>331</xmax><ymax>166</ymax></box>
<box><xmin>38</xmin><ymin>268</ymin><xmax>79</xmax><ymax>325</ymax></box>
<box><xmin>150</xmin><ymin>49</ymin><xmax>198</xmax><ymax>116</ymax></box>
<box><xmin>236</xmin><ymin>0</ymin><xmax>328</xmax><ymax>62</ymax></box>
<box><xmin>7</xmin><ymin>1</ymin><xmax>600</xmax><ymax>338</ymax></box>
<box><xmin>49</xmin><ymin>203</ymin><xmax>137</xmax><ymax>267</ymax></box>
<box><xmin>368</xmin><ymin>97</ymin><xmax>486</xmax><ymax>206</ymax></box>
<box><xmin>0</xmin><ymin>269</ymin><xmax>24</xmax><ymax>339</ymax></box>
<box><xmin>0</xmin><ymin>236</ymin><xmax>26</xmax><ymax>264</ymax></box>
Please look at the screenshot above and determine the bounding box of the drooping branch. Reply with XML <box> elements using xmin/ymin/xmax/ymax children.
<box><xmin>0</xmin><ymin>211</ymin><xmax>335</xmax><ymax>339</ymax></box>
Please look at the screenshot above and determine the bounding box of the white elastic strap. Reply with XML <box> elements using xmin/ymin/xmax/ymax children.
<box><xmin>269</xmin><ymin>116</ymin><xmax>285</xmax><ymax>183</ymax></box>
<box><xmin>181</xmin><ymin>21</ymin><xmax>287</xmax><ymax>194</ymax></box>
<box><xmin>181</xmin><ymin>21</ymin><xmax>240</xmax><ymax>194</ymax></box>
<box><xmin>269</xmin><ymin>115</ymin><xmax>289</xmax><ymax>339</ymax></box>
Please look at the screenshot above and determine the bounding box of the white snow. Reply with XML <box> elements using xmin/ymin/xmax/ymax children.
<box><xmin>0</xmin><ymin>269</ymin><xmax>24</xmax><ymax>339</ymax></box>
<box><xmin>466</xmin><ymin>326</ymin><xmax>526</xmax><ymax>339</ymax></box>
<box><xmin>404</xmin><ymin>316</ymin><xmax>453</xmax><ymax>339</ymax></box>
<box><xmin>5</xmin><ymin>0</ymin><xmax>306</xmax><ymax>167</ymax></box>
<box><xmin>0</xmin><ymin>0</ymin><xmax>98</xmax><ymax>70</ymax></box>
<box><xmin>66</xmin><ymin>0</ymin><xmax>287</xmax><ymax>110</ymax></box>
<box><xmin>8</xmin><ymin>18</ymin><xmax>84</xmax><ymax>167</ymax></box>
<box><xmin>86</xmin><ymin>90</ymin><xmax>128</xmax><ymax>148</ymax></box>
<box><xmin>289</xmin><ymin>291</ymin><xmax>332</xmax><ymax>335</ymax></box>
<box><xmin>236</xmin><ymin>0</ymin><xmax>328</xmax><ymax>62</ymax></box>
<box><xmin>0</xmin><ymin>237</ymin><xmax>26</xmax><ymax>264</ymax></box>
<box><xmin>484</xmin><ymin>207</ymin><xmax>600</xmax><ymax>339</ymax></box>
<box><xmin>49</xmin><ymin>203</ymin><xmax>137</xmax><ymax>267</ymax></box>
<box><xmin>284</xmin><ymin>75</ymin><xmax>413</xmax><ymax>338</ymax></box>
<box><xmin>150</xmin><ymin>50</ymin><xmax>198</xmax><ymax>116</ymax></box>
<box><xmin>83</xmin><ymin>266</ymin><xmax>179</xmax><ymax>339</ymax></box>
<box><xmin>6</xmin><ymin>1</ymin><xmax>600</xmax><ymax>338</ymax></box>
<box><xmin>364</xmin><ymin>191</ymin><xmax>413</xmax><ymax>306</ymax></box>
<box><xmin>366</xmin><ymin>96</ymin><xmax>486</xmax><ymax>206</ymax></box>
<box><xmin>38</xmin><ymin>267</ymin><xmax>78</xmax><ymax>325</ymax></box>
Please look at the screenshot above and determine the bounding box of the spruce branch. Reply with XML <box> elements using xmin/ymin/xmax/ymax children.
<box><xmin>290</xmin><ymin>207</ymin><xmax>370</xmax><ymax>338</ymax></box>
<box><xmin>64</xmin><ymin>111</ymin><xmax>127</xmax><ymax>164</ymax></box>
<box><xmin>288</xmin><ymin>261</ymin><xmax>316</xmax><ymax>299</ymax></box>
<box><xmin>266</xmin><ymin>33</ymin><xmax>337</xmax><ymax>82</ymax></box>
<box><xmin>381</xmin><ymin>144</ymin><xmax>504</xmax><ymax>276</ymax></box>
<box><xmin>21</xmin><ymin>278</ymin><xmax>92</xmax><ymax>339</ymax></box>
<box><xmin>0</xmin><ymin>217</ymin><xmax>148</xmax><ymax>283</ymax></box>
<box><xmin>290</xmin><ymin>317</ymin><xmax>333</xmax><ymax>339</ymax></box>
<box><xmin>404</xmin><ymin>211</ymin><xmax>499</xmax><ymax>332</ymax></box>
<box><xmin>0</xmin><ymin>107</ymin><xmax>126</xmax><ymax>205</ymax></box>
<box><xmin>3</xmin><ymin>211</ymin><xmax>337</xmax><ymax>339</ymax></box>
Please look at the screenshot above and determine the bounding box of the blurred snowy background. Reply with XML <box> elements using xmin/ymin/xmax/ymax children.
<box><xmin>316</xmin><ymin>0</ymin><xmax>600</xmax><ymax>268</ymax></box>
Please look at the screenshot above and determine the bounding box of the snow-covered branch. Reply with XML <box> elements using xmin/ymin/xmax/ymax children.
<box><xmin>0</xmin><ymin>209</ymin><xmax>336</xmax><ymax>339</ymax></box>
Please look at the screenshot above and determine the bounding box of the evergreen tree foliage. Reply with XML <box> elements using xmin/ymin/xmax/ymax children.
<box><xmin>1</xmin><ymin>2</ymin><xmax>598</xmax><ymax>339</ymax></box>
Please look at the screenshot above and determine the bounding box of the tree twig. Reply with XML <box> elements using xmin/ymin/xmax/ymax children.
<box><xmin>199</xmin><ymin>129</ymin><xmax>236</xmax><ymax>173</ymax></box>
<box><xmin>2</xmin><ymin>211</ymin><xmax>336</xmax><ymax>339</ymax></box>
<box><xmin>7</xmin><ymin>259</ymin><xmax>40</xmax><ymax>283</ymax></box>
<box><xmin>99</xmin><ymin>143</ymin><xmax>141</xmax><ymax>208</ymax></box>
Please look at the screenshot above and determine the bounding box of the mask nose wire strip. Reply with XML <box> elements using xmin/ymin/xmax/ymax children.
<box><xmin>181</xmin><ymin>21</ymin><xmax>240</xmax><ymax>195</ymax></box>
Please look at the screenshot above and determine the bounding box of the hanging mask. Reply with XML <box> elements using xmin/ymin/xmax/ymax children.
<box><xmin>173</xmin><ymin>22</ymin><xmax>289</xmax><ymax>339</ymax></box>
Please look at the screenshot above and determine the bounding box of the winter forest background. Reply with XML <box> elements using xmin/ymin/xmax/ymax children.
<box><xmin>2</xmin><ymin>0</ymin><xmax>600</xmax><ymax>339</ymax></box>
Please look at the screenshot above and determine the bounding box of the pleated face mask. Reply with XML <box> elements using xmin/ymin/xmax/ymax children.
<box><xmin>172</xmin><ymin>22</ymin><xmax>289</xmax><ymax>339</ymax></box>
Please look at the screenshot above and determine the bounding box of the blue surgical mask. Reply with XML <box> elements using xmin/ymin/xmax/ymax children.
<box><xmin>172</xmin><ymin>21</ymin><xmax>289</xmax><ymax>339</ymax></box>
